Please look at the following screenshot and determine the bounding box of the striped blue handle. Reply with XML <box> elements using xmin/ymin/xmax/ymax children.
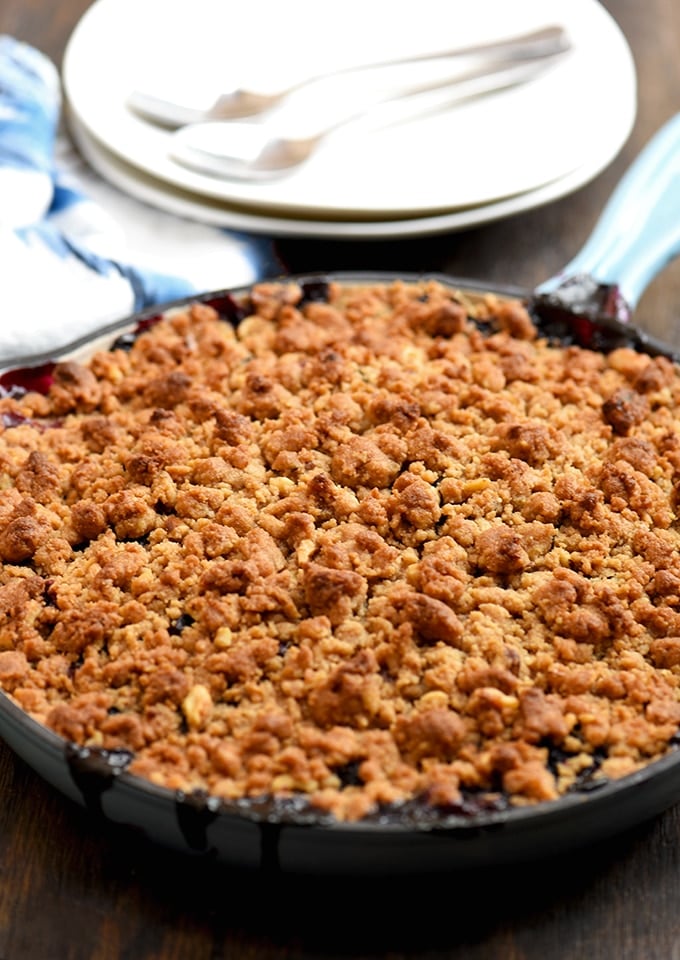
<box><xmin>537</xmin><ymin>113</ymin><xmax>680</xmax><ymax>308</ymax></box>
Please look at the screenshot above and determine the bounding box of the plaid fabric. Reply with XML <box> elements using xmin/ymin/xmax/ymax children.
<box><xmin>0</xmin><ymin>35</ymin><xmax>278</xmax><ymax>364</ymax></box>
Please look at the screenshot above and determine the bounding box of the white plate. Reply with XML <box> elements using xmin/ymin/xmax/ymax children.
<box><xmin>68</xmin><ymin>109</ymin><xmax>635</xmax><ymax>241</ymax></box>
<box><xmin>62</xmin><ymin>0</ymin><xmax>636</xmax><ymax>222</ymax></box>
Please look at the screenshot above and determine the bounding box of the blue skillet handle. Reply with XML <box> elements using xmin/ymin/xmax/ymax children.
<box><xmin>536</xmin><ymin>112</ymin><xmax>680</xmax><ymax>308</ymax></box>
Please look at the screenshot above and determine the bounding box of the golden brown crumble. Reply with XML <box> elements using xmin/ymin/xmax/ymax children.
<box><xmin>1</xmin><ymin>277</ymin><xmax>680</xmax><ymax>821</ymax></box>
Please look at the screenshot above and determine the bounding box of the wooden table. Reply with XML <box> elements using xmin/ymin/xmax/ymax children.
<box><xmin>2</xmin><ymin>2</ymin><xmax>680</xmax><ymax>958</ymax></box>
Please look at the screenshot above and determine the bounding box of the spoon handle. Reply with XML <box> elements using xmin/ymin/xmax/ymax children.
<box><xmin>537</xmin><ymin>112</ymin><xmax>680</xmax><ymax>308</ymax></box>
<box><xmin>311</xmin><ymin>54</ymin><xmax>566</xmax><ymax>140</ymax></box>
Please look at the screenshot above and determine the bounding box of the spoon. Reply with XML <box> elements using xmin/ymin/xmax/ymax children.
<box><xmin>129</xmin><ymin>24</ymin><xmax>569</xmax><ymax>127</ymax></box>
<box><xmin>168</xmin><ymin>54</ymin><xmax>568</xmax><ymax>182</ymax></box>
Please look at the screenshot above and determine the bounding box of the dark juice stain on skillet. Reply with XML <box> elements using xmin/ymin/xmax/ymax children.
<box><xmin>65</xmin><ymin>744</ymin><xmax>134</xmax><ymax>816</ymax></box>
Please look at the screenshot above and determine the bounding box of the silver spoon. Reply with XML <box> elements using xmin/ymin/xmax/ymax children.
<box><xmin>129</xmin><ymin>24</ymin><xmax>569</xmax><ymax>127</ymax></box>
<box><xmin>168</xmin><ymin>53</ymin><xmax>568</xmax><ymax>182</ymax></box>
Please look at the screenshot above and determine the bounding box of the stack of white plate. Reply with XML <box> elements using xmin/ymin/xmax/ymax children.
<box><xmin>63</xmin><ymin>0</ymin><xmax>637</xmax><ymax>240</ymax></box>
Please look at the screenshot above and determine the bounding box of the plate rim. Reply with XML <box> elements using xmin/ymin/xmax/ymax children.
<box><xmin>67</xmin><ymin>107</ymin><xmax>637</xmax><ymax>241</ymax></box>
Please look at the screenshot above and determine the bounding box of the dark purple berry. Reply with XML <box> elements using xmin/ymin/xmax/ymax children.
<box><xmin>202</xmin><ymin>293</ymin><xmax>248</xmax><ymax>325</ymax></box>
<box><xmin>0</xmin><ymin>362</ymin><xmax>55</xmax><ymax>396</ymax></box>
<box><xmin>110</xmin><ymin>315</ymin><xmax>162</xmax><ymax>352</ymax></box>
<box><xmin>169</xmin><ymin>613</ymin><xmax>195</xmax><ymax>635</ymax></box>
<box><xmin>299</xmin><ymin>279</ymin><xmax>331</xmax><ymax>306</ymax></box>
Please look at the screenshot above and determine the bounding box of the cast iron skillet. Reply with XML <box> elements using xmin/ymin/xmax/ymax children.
<box><xmin>2</xmin><ymin>116</ymin><xmax>680</xmax><ymax>876</ymax></box>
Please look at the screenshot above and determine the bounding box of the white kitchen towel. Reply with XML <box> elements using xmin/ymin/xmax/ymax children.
<box><xmin>0</xmin><ymin>35</ymin><xmax>280</xmax><ymax>365</ymax></box>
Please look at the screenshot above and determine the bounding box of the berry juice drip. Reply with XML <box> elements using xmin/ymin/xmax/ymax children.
<box><xmin>530</xmin><ymin>274</ymin><xmax>674</xmax><ymax>359</ymax></box>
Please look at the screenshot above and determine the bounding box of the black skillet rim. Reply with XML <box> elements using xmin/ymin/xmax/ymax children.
<box><xmin>1</xmin><ymin>269</ymin><xmax>679</xmax><ymax>871</ymax></box>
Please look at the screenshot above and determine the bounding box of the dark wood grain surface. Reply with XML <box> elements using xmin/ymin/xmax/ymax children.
<box><xmin>2</xmin><ymin>2</ymin><xmax>680</xmax><ymax>958</ymax></box>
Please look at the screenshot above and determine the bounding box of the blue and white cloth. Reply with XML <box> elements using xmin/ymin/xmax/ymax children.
<box><xmin>0</xmin><ymin>35</ymin><xmax>279</xmax><ymax>365</ymax></box>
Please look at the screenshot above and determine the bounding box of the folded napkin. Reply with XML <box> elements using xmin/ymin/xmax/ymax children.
<box><xmin>0</xmin><ymin>35</ymin><xmax>280</xmax><ymax>365</ymax></box>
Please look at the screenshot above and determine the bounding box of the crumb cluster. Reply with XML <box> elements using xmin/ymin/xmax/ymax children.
<box><xmin>1</xmin><ymin>277</ymin><xmax>680</xmax><ymax>821</ymax></box>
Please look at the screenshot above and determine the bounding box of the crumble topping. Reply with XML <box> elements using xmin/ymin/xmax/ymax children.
<box><xmin>1</xmin><ymin>277</ymin><xmax>680</xmax><ymax>822</ymax></box>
